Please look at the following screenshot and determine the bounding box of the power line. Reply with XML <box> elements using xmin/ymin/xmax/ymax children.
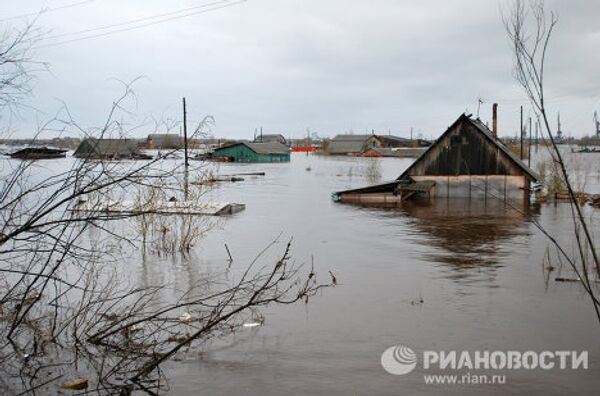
<box><xmin>36</xmin><ymin>0</ymin><xmax>246</xmax><ymax>48</ymax></box>
<box><xmin>42</xmin><ymin>0</ymin><xmax>232</xmax><ymax>41</ymax></box>
<box><xmin>0</xmin><ymin>0</ymin><xmax>96</xmax><ymax>23</ymax></box>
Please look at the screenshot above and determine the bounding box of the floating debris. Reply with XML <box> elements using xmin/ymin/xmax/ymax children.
<box><xmin>192</xmin><ymin>176</ymin><xmax>245</xmax><ymax>185</ymax></box>
<box><xmin>62</xmin><ymin>379</ymin><xmax>88</xmax><ymax>390</ymax></box>
<box><xmin>69</xmin><ymin>200</ymin><xmax>245</xmax><ymax>216</ymax></box>
<box><xmin>179</xmin><ymin>312</ymin><xmax>192</xmax><ymax>323</ymax></box>
<box><xmin>555</xmin><ymin>277</ymin><xmax>600</xmax><ymax>283</ymax></box>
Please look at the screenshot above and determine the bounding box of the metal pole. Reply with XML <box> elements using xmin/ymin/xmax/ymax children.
<box><xmin>520</xmin><ymin>106</ymin><xmax>524</xmax><ymax>160</ymax></box>
<box><xmin>183</xmin><ymin>97</ymin><xmax>189</xmax><ymax>201</ymax></box>
<box><xmin>535</xmin><ymin>120</ymin><xmax>539</xmax><ymax>153</ymax></box>
<box><xmin>183</xmin><ymin>97</ymin><xmax>188</xmax><ymax>168</ymax></box>
<box><xmin>528</xmin><ymin>116</ymin><xmax>532</xmax><ymax>167</ymax></box>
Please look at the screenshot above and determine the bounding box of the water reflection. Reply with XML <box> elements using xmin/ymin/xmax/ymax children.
<box><xmin>344</xmin><ymin>197</ymin><xmax>535</xmax><ymax>284</ymax></box>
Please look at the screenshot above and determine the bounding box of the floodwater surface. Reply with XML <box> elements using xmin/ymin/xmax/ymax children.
<box><xmin>5</xmin><ymin>150</ymin><xmax>599</xmax><ymax>395</ymax></box>
<box><xmin>152</xmin><ymin>152</ymin><xmax>600</xmax><ymax>396</ymax></box>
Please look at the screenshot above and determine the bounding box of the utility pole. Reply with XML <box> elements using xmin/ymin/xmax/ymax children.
<box><xmin>182</xmin><ymin>97</ymin><xmax>189</xmax><ymax>201</ymax></box>
<box><xmin>183</xmin><ymin>97</ymin><xmax>189</xmax><ymax>168</ymax></box>
<box><xmin>528</xmin><ymin>116</ymin><xmax>532</xmax><ymax>167</ymax></box>
<box><xmin>410</xmin><ymin>127</ymin><xmax>413</xmax><ymax>141</ymax></box>
<box><xmin>535</xmin><ymin>119</ymin><xmax>539</xmax><ymax>153</ymax></box>
<box><xmin>520</xmin><ymin>106</ymin><xmax>524</xmax><ymax>161</ymax></box>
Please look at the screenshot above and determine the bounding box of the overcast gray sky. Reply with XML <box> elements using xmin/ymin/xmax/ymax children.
<box><xmin>1</xmin><ymin>0</ymin><xmax>599</xmax><ymax>139</ymax></box>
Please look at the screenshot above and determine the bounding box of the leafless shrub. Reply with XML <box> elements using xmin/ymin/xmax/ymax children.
<box><xmin>504</xmin><ymin>0</ymin><xmax>600</xmax><ymax>324</ymax></box>
<box><xmin>0</xmin><ymin>19</ymin><xmax>45</xmax><ymax>115</ymax></box>
<box><xmin>0</xmin><ymin>53</ymin><xmax>333</xmax><ymax>396</ymax></box>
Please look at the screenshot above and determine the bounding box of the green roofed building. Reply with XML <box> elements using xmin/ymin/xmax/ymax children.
<box><xmin>211</xmin><ymin>142</ymin><xmax>290</xmax><ymax>163</ymax></box>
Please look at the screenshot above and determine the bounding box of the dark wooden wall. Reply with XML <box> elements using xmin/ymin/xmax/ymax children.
<box><xmin>407</xmin><ymin>119</ymin><xmax>525</xmax><ymax>177</ymax></box>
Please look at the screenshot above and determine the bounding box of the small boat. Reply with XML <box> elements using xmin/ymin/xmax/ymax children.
<box><xmin>9</xmin><ymin>147</ymin><xmax>68</xmax><ymax>160</ymax></box>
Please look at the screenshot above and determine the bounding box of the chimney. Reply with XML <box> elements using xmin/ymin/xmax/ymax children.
<box><xmin>492</xmin><ymin>103</ymin><xmax>498</xmax><ymax>137</ymax></box>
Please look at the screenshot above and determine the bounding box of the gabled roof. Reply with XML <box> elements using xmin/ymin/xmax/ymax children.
<box><xmin>253</xmin><ymin>134</ymin><xmax>287</xmax><ymax>143</ymax></box>
<box><xmin>332</xmin><ymin>134</ymin><xmax>375</xmax><ymax>141</ymax></box>
<box><xmin>74</xmin><ymin>138</ymin><xmax>140</xmax><ymax>157</ymax></box>
<box><xmin>217</xmin><ymin>141</ymin><xmax>290</xmax><ymax>155</ymax></box>
<box><xmin>329</xmin><ymin>134</ymin><xmax>379</xmax><ymax>154</ymax></box>
<box><xmin>398</xmin><ymin>114</ymin><xmax>539</xmax><ymax>181</ymax></box>
<box><xmin>376</xmin><ymin>135</ymin><xmax>410</xmax><ymax>144</ymax></box>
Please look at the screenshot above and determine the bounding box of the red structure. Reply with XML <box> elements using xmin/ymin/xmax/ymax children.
<box><xmin>291</xmin><ymin>145</ymin><xmax>317</xmax><ymax>152</ymax></box>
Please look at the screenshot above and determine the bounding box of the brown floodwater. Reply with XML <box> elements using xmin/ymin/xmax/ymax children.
<box><xmin>6</xmin><ymin>149</ymin><xmax>600</xmax><ymax>395</ymax></box>
<box><xmin>146</xmin><ymin>151</ymin><xmax>600</xmax><ymax>395</ymax></box>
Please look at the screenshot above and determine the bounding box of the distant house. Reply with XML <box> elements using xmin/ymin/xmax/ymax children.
<box><xmin>253</xmin><ymin>134</ymin><xmax>287</xmax><ymax>145</ymax></box>
<box><xmin>210</xmin><ymin>142</ymin><xmax>290</xmax><ymax>163</ymax></box>
<box><xmin>147</xmin><ymin>134</ymin><xmax>182</xmax><ymax>149</ymax></box>
<box><xmin>328</xmin><ymin>134</ymin><xmax>381</xmax><ymax>155</ymax></box>
<box><xmin>74</xmin><ymin>138</ymin><xmax>148</xmax><ymax>160</ymax></box>
<box><xmin>376</xmin><ymin>135</ymin><xmax>430</xmax><ymax>148</ymax></box>
<box><xmin>376</xmin><ymin>135</ymin><xmax>411</xmax><ymax>148</ymax></box>
<box><xmin>334</xmin><ymin>114</ymin><xmax>539</xmax><ymax>203</ymax></box>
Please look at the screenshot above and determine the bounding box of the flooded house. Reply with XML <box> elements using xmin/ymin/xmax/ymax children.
<box><xmin>376</xmin><ymin>135</ymin><xmax>413</xmax><ymax>148</ymax></box>
<box><xmin>146</xmin><ymin>134</ymin><xmax>183</xmax><ymax>150</ymax></box>
<box><xmin>253</xmin><ymin>133</ymin><xmax>288</xmax><ymax>145</ymax></box>
<box><xmin>327</xmin><ymin>134</ymin><xmax>382</xmax><ymax>155</ymax></box>
<box><xmin>74</xmin><ymin>138</ymin><xmax>151</xmax><ymax>160</ymax></box>
<box><xmin>328</xmin><ymin>133</ymin><xmax>430</xmax><ymax>156</ymax></box>
<box><xmin>334</xmin><ymin>113</ymin><xmax>539</xmax><ymax>204</ymax></box>
<box><xmin>208</xmin><ymin>141</ymin><xmax>291</xmax><ymax>163</ymax></box>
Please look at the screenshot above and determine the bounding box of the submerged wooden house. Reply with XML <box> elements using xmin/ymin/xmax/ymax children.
<box><xmin>327</xmin><ymin>134</ymin><xmax>382</xmax><ymax>155</ymax></box>
<box><xmin>74</xmin><ymin>138</ymin><xmax>150</xmax><ymax>160</ymax></box>
<box><xmin>334</xmin><ymin>114</ymin><xmax>539</xmax><ymax>204</ymax></box>
<box><xmin>253</xmin><ymin>133</ymin><xmax>288</xmax><ymax>145</ymax></box>
<box><xmin>209</xmin><ymin>142</ymin><xmax>290</xmax><ymax>163</ymax></box>
<box><xmin>146</xmin><ymin>134</ymin><xmax>182</xmax><ymax>149</ymax></box>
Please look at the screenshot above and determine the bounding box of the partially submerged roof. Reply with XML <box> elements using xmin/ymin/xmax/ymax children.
<box><xmin>12</xmin><ymin>147</ymin><xmax>67</xmax><ymax>155</ymax></box>
<box><xmin>332</xmin><ymin>134</ymin><xmax>374</xmax><ymax>141</ymax></box>
<box><xmin>74</xmin><ymin>138</ymin><xmax>140</xmax><ymax>157</ymax></box>
<box><xmin>398</xmin><ymin>114</ymin><xmax>539</xmax><ymax>182</ymax></box>
<box><xmin>377</xmin><ymin>135</ymin><xmax>411</xmax><ymax>146</ymax></box>
<box><xmin>333</xmin><ymin>180</ymin><xmax>402</xmax><ymax>197</ymax></box>
<box><xmin>216</xmin><ymin>141</ymin><xmax>290</xmax><ymax>155</ymax></box>
<box><xmin>253</xmin><ymin>134</ymin><xmax>287</xmax><ymax>144</ymax></box>
<box><xmin>329</xmin><ymin>134</ymin><xmax>378</xmax><ymax>154</ymax></box>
